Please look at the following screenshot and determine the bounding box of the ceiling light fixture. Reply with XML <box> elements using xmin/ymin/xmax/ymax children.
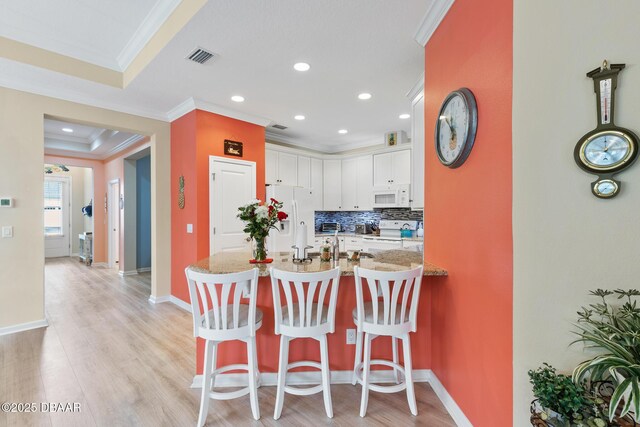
<box><xmin>358</xmin><ymin>93</ymin><xmax>372</xmax><ymax>100</ymax></box>
<box><xmin>293</xmin><ymin>62</ymin><xmax>310</xmax><ymax>72</ymax></box>
<box><xmin>231</xmin><ymin>95</ymin><xmax>245</xmax><ymax>102</ymax></box>
<box><xmin>399</xmin><ymin>114</ymin><xmax>411</xmax><ymax>119</ymax></box>
<box><xmin>294</xmin><ymin>115</ymin><xmax>305</xmax><ymax>120</ymax></box>
<box><xmin>62</xmin><ymin>128</ymin><xmax>74</xmax><ymax>133</ymax></box>
<box><xmin>338</xmin><ymin>129</ymin><xmax>348</xmax><ymax>134</ymax></box>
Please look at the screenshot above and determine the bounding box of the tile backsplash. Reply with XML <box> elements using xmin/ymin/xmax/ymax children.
<box><xmin>314</xmin><ymin>208</ymin><xmax>423</xmax><ymax>232</ymax></box>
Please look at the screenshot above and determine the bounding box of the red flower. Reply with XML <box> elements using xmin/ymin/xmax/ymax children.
<box><xmin>270</xmin><ymin>198</ymin><xmax>278</xmax><ymax>204</ymax></box>
<box><xmin>268</xmin><ymin>205</ymin><xmax>274</xmax><ymax>215</ymax></box>
<box><xmin>277</xmin><ymin>211</ymin><xmax>288</xmax><ymax>221</ymax></box>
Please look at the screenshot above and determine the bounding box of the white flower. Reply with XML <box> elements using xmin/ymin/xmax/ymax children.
<box><xmin>244</xmin><ymin>199</ymin><xmax>260</xmax><ymax>208</ymax></box>
<box><xmin>255</xmin><ymin>205</ymin><xmax>269</xmax><ymax>219</ymax></box>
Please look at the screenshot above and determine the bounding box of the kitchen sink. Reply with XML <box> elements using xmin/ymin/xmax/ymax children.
<box><xmin>307</xmin><ymin>251</ymin><xmax>374</xmax><ymax>259</ymax></box>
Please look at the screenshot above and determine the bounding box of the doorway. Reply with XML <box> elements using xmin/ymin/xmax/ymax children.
<box><xmin>210</xmin><ymin>156</ymin><xmax>256</xmax><ymax>253</ymax></box>
<box><xmin>108</xmin><ymin>179</ymin><xmax>120</xmax><ymax>269</ymax></box>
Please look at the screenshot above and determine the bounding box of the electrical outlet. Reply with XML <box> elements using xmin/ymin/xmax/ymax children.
<box><xmin>346</xmin><ymin>328</ymin><xmax>356</xmax><ymax>345</ymax></box>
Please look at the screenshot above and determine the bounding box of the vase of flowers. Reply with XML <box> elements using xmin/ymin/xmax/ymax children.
<box><xmin>237</xmin><ymin>198</ymin><xmax>288</xmax><ymax>262</ymax></box>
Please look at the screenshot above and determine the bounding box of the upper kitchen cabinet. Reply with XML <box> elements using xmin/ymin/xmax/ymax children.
<box><xmin>373</xmin><ymin>149</ymin><xmax>411</xmax><ymax>188</ymax></box>
<box><xmin>310</xmin><ymin>158</ymin><xmax>323</xmax><ymax>211</ymax></box>
<box><xmin>297</xmin><ymin>156</ymin><xmax>311</xmax><ymax>188</ymax></box>
<box><xmin>323</xmin><ymin>159</ymin><xmax>342</xmax><ymax>210</ymax></box>
<box><xmin>265</xmin><ymin>149</ymin><xmax>297</xmax><ymax>185</ymax></box>
<box><xmin>410</xmin><ymin>81</ymin><xmax>425</xmax><ymax>209</ymax></box>
<box><xmin>342</xmin><ymin>155</ymin><xmax>373</xmax><ymax>210</ymax></box>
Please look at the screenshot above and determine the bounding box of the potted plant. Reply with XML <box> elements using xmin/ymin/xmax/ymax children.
<box><xmin>573</xmin><ymin>289</ymin><xmax>640</xmax><ymax>423</ymax></box>
<box><xmin>237</xmin><ymin>198</ymin><xmax>287</xmax><ymax>262</ymax></box>
<box><xmin>528</xmin><ymin>363</ymin><xmax>600</xmax><ymax>426</ymax></box>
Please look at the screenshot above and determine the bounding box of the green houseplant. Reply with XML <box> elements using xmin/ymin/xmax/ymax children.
<box><xmin>528</xmin><ymin>363</ymin><xmax>595</xmax><ymax>426</ymax></box>
<box><xmin>573</xmin><ymin>289</ymin><xmax>640</xmax><ymax>422</ymax></box>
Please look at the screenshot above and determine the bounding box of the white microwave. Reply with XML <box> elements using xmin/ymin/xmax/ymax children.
<box><xmin>372</xmin><ymin>185</ymin><xmax>410</xmax><ymax>208</ymax></box>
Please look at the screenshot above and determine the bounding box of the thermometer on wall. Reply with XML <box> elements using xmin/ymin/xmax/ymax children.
<box><xmin>600</xmin><ymin>78</ymin><xmax>612</xmax><ymax>125</ymax></box>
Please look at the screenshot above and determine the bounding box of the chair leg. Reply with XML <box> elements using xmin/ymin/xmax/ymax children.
<box><xmin>273</xmin><ymin>335</ymin><xmax>289</xmax><ymax>420</ymax></box>
<box><xmin>391</xmin><ymin>336</ymin><xmax>400</xmax><ymax>384</ymax></box>
<box><xmin>402</xmin><ymin>334</ymin><xmax>417</xmax><ymax>416</ymax></box>
<box><xmin>319</xmin><ymin>335</ymin><xmax>333</xmax><ymax>418</ymax></box>
<box><xmin>352</xmin><ymin>329</ymin><xmax>363</xmax><ymax>385</ymax></box>
<box><xmin>359</xmin><ymin>333</ymin><xmax>372</xmax><ymax>417</ymax></box>
<box><xmin>252</xmin><ymin>336</ymin><xmax>261</xmax><ymax>387</ymax></box>
<box><xmin>247</xmin><ymin>337</ymin><xmax>260</xmax><ymax>420</ymax></box>
<box><xmin>210</xmin><ymin>340</ymin><xmax>218</xmax><ymax>390</ymax></box>
<box><xmin>197</xmin><ymin>339</ymin><xmax>214</xmax><ymax>427</ymax></box>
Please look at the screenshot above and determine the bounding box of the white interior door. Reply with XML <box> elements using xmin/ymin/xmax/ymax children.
<box><xmin>108</xmin><ymin>180</ymin><xmax>120</xmax><ymax>268</ymax></box>
<box><xmin>44</xmin><ymin>176</ymin><xmax>71</xmax><ymax>258</ymax></box>
<box><xmin>210</xmin><ymin>157</ymin><xmax>256</xmax><ymax>254</ymax></box>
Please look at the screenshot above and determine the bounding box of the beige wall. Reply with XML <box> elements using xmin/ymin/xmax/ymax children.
<box><xmin>513</xmin><ymin>0</ymin><xmax>640</xmax><ymax>423</ymax></box>
<box><xmin>0</xmin><ymin>86</ymin><xmax>171</xmax><ymax>329</ymax></box>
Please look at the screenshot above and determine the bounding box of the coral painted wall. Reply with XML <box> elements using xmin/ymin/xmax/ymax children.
<box><xmin>424</xmin><ymin>0</ymin><xmax>513</xmax><ymax>425</ymax></box>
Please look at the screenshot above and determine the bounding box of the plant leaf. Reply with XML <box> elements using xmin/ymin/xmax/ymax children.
<box><xmin>608</xmin><ymin>376</ymin><xmax>632</xmax><ymax>421</ymax></box>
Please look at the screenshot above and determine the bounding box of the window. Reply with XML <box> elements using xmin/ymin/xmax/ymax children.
<box><xmin>44</xmin><ymin>179</ymin><xmax>64</xmax><ymax>236</ymax></box>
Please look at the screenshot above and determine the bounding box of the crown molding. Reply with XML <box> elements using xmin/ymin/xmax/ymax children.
<box><xmin>265</xmin><ymin>130</ymin><xmax>386</xmax><ymax>155</ymax></box>
<box><xmin>104</xmin><ymin>134</ymin><xmax>146</xmax><ymax>158</ymax></box>
<box><xmin>406</xmin><ymin>72</ymin><xmax>424</xmax><ymax>101</ymax></box>
<box><xmin>166</xmin><ymin>97</ymin><xmax>272</xmax><ymax>127</ymax></box>
<box><xmin>414</xmin><ymin>0</ymin><xmax>455</xmax><ymax>47</ymax></box>
<box><xmin>0</xmin><ymin>76</ymin><xmax>167</xmax><ymax>122</ymax></box>
<box><xmin>117</xmin><ymin>0</ymin><xmax>183</xmax><ymax>70</ymax></box>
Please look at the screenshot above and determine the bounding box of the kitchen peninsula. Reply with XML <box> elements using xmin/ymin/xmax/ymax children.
<box><xmin>188</xmin><ymin>250</ymin><xmax>446</xmax><ymax>375</ymax></box>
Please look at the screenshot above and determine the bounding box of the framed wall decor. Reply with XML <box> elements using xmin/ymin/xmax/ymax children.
<box><xmin>224</xmin><ymin>139</ymin><xmax>243</xmax><ymax>157</ymax></box>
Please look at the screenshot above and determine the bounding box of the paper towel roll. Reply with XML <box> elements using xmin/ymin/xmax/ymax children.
<box><xmin>295</xmin><ymin>222</ymin><xmax>307</xmax><ymax>257</ymax></box>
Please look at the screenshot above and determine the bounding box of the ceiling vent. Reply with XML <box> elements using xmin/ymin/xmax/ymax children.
<box><xmin>272</xmin><ymin>124</ymin><xmax>288</xmax><ymax>130</ymax></box>
<box><xmin>186</xmin><ymin>47</ymin><xmax>215</xmax><ymax>64</ymax></box>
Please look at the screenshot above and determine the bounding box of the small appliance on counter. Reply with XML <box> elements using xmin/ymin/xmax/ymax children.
<box><xmin>354</xmin><ymin>223</ymin><xmax>372</xmax><ymax>234</ymax></box>
<box><xmin>321</xmin><ymin>222</ymin><xmax>341</xmax><ymax>233</ymax></box>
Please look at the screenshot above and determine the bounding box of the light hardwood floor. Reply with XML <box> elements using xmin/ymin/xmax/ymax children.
<box><xmin>0</xmin><ymin>257</ymin><xmax>455</xmax><ymax>427</ymax></box>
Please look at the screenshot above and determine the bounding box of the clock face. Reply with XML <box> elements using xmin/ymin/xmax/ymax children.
<box><xmin>593</xmin><ymin>179</ymin><xmax>619</xmax><ymax>198</ymax></box>
<box><xmin>578</xmin><ymin>130</ymin><xmax>636</xmax><ymax>172</ymax></box>
<box><xmin>435</xmin><ymin>88</ymin><xmax>477</xmax><ymax>168</ymax></box>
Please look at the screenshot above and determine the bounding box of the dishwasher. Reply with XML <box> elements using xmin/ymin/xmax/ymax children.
<box><xmin>361</xmin><ymin>237</ymin><xmax>403</xmax><ymax>251</ymax></box>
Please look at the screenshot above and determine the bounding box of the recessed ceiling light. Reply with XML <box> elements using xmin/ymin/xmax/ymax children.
<box><xmin>399</xmin><ymin>114</ymin><xmax>411</xmax><ymax>119</ymax></box>
<box><xmin>338</xmin><ymin>129</ymin><xmax>348</xmax><ymax>134</ymax></box>
<box><xmin>358</xmin><ymin>93</ymin><xmax>372</xmax><ymax>100</ymax></box>
<box><xmin>294</xmin><ymin>115</ymin><xmax>305</xmax><ymax>121</ymax></box>
<box><xmin>293</xmin><ymin>62</ymin><xmax>310</xmax><ymax>72</ymax></box>
<box><xmin>62</xmin><ymin>128</ymin><xmax>74</xmax><ymax>133</ymax></box>
<box><xmin>231</xmin><ymin>95</ymin><xmax>245</xmax><ymax>102</ymax></box>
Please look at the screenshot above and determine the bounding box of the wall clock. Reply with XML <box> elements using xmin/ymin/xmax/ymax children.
<box><xmin>574</xmin><ymin>60</ymin><xmax>639</xmax><ymax>198</ymax></box>
<box><xmin>435</xmin><ymin>88</ymin><xmax>478</xmax><ymax>168</ymax></box>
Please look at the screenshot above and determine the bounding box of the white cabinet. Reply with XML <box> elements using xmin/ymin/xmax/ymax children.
<box><xmin>323</xmin><ymin>159</ymin><xmax>342</xmax><ymax>210</ymax></box>
<box><xmin>344</xmin><ymin>236</ymin><xmax>363</xmax><ymax>251</ymax></box>
<box><xmin>411</xmin><ymin>91</ymin><xmax>425</xmax><ymax>209</ymax></box>
<box><xmin>297</xmin><ymin>156</ymin><xmax>311</xmax><ymax>188</ymax></box>
<box><xmin>265</xmin><ymin>150</ymin><xmax>298</xmax><ymax>185</ymax></box>
<box><xmin>310</xmin><ymin>158</ymin><xmax>323</xmax><ymax>211</ymax></box>
<box><xmin>341</xmin><ymin>155</ymin><xmax>373</xmax><ymax>210</ymax></box>
<box><xmin>373</xmin><ymin>150</ymin><xmax>411</xmax><ymax>188</ymax></box>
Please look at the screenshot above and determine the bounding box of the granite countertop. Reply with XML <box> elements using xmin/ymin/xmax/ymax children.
<box><xmin>190</xmin><ymin>249</ymin><xmax>447</xmax><ymax>277</ymax></box>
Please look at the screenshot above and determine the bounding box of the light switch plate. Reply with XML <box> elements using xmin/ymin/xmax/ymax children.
<box><xmin>2</xmin><ymin>226</ymin><xmax>13</xmax><ymax>238</ymax></box>
<box><xmin>187</xmin><ymin>224</ymin><xmax>193</xmax><ymax>233</ymax></box>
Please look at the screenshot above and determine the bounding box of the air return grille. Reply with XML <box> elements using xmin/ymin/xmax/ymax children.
<box><xmin>186</xmin><ymin>47</ymin><xmax>214</xmax><ymax>64</ymax></box>
<box><xmin>272</xmin><ymin>124</ymin><xmax>288</xmax><ymax>130</ymax></box>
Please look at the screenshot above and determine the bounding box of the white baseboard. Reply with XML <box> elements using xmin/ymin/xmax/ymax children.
<box><xmin>147</xmin><ymin>294</ymin><xmax>192</xmax><ymax>312</ymax></box>
<box><xmin>137</xmin><ymin>267</ymin><xmax>151</xmax><ymax>273</ymax></box>
<box><xmin>191</xmin><ymin>369</ymin><xmax>431</xmax><ymax>389</ymax></box>
<box><xmin>93</xmin><ymin>262</ymin><xmax>108</xmax><ymax>268</ymax></box>
<box><xmin>0</xmin><ymin>319</ymin><xmax>49</xmax><ymax>337</ymax></box>
<box><xmin>148</xmin><ymin>295</ymin><xmax>170</xmax><ymax>304</ymax></box>
<box><xmin>119</xmin><ymin>270</ymin><xmax>138</xmax><ymax>277</ymax></box>
<box><xmin>428</xmin><ymin>371</ymin><xmax>472</xmax><ymax>427</ymax></box>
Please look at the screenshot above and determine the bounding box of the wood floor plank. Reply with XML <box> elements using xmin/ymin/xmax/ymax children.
<box><xmin>0</xmin><ymin>257</ymin><xmax>456</xmax><ymax>427</ymax></box>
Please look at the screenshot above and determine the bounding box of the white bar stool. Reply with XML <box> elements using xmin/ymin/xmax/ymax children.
<box><xmin>269</xmin><ymin>267</ymin><xmax>341</xmax><ymax>420</ymax></box>
<box><xmin>185</xmin><ymin>267</ymin><xmax>262</xmax><ymax>426</ymax></box>
<box><xmin>351</xmin><ymin>265</ymin><xmax>424</xmax><ymax>417</ymax></box>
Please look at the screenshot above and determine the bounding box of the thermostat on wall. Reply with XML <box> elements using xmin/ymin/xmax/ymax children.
<box><xmin>0</xmin><ymin>198</ymin><xmax>13</xmax><ymax>207</ymax></box>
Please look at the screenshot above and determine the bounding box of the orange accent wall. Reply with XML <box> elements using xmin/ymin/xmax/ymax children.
<box><xmin>424</xmin><ymin>0</ymin><xmax>513</xmax><ymax>425</ymax></box>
